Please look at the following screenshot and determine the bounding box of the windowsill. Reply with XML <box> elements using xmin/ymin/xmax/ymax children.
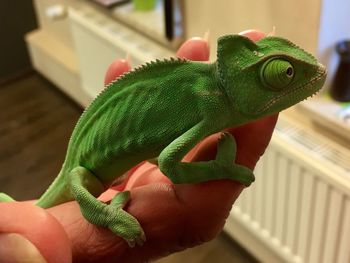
<box><xmin>294</xmin><ymin>94</ymin><xmax>350</xmax><ymax>145</ymax></box>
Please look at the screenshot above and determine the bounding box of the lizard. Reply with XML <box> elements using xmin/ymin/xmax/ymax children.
<box><xmin>0</xmin><ymin>34</ymin><xmax>327</xmax><ymax>247</ymax></box>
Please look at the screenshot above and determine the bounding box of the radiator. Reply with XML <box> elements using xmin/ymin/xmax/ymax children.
<box><xmin>225</xmin><ymin>117</ymin><xmax>350</xmax><ymax>263</ymax></box>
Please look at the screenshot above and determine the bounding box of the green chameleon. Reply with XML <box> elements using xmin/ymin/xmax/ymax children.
<box><xmin>0</xmin><ymin>35</ymin><xmax>326</xmax><ymax>247</ymax></box>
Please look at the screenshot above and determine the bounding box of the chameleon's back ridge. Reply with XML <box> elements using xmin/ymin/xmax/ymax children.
<box><xmin>75</xmin><ymin>57</ymin><xmax>190</xmax><ymax>132</ymax></box>
<box><xmin>0</xmin><ymin>34</ymin><xmax>327</xmax><ymax>247</ymax></box>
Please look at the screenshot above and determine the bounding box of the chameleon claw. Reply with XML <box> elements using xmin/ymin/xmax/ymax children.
<box><xmin>203</xmin><ymin>29</ymin><xmax>210</xmax><ymax>42</ymax></box>
<box><xmin>108</xmin><ymin>191</ymin><xmax>146</xmax><ymax>247</ymax></box>
<box><xmin>216</xmin><ymin>132</ymin><xmax>237</xmax><ymax>165</ymax></box>
<box><xmin>136</xmin><ymin>231</ymin><xmax>147</xmax><ymax>247</ymax></box>
<box><xmin>125</xmin><ymin>52</ymin><xmax>132</xmax><ymax>65</ymax></box>
<box><xmin>267</xmin><ymin>26</ymin><xmax>276</xmax><ymax>37</ymax></box>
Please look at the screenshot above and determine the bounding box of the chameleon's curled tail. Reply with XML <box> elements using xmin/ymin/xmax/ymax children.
<box><xmin>36</xmin><ymin>171</ymin><xmax>74</xmax><ymax>208</ymax></box>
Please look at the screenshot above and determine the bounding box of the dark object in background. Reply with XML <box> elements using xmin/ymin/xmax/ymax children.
<box><xmin>92</xmin><ymin>0</ymin><xmax>130</xmax><ymax>8</ymax></box>
<box><xmin>0</xmin><ymin>1</ymin><xmax>37</xmax><ymax>85</ymax></box>
<box><xmin>330</xmin><ymin>40</ymin><xmax>350</xmax><ymax>102</ymax></box>
<box><xmin>164</xmin><ymin>0</ymin><xmax>174</xmax><ymax>41</ymax></box>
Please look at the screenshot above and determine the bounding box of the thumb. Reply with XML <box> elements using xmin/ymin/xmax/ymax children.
<box><xmin>0</xmin><ymin>202</ymin><xmax>71</xmax><ymax>263</ymax></box>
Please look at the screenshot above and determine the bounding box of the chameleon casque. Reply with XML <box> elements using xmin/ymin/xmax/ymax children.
<box><xmin>0</xmin><ymin>35</ymin><xmax>326</xmax><ymax>247</ymax></box>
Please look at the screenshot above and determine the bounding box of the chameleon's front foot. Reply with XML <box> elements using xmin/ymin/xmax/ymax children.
<box><xmin>215</xmin><ymin>132</ymin><xmax>255</xmax><ymax>185</ymax></box>
<box><xmin>160</xmin><ymin>132</ymin><xmax>255</xmax><ymax>185</ymax></box>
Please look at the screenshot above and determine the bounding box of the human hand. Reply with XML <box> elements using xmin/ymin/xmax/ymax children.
<box><xmin>0</xmin><ymin>30</ymin><xmax>277</xmax><ymax>263</ymax></box>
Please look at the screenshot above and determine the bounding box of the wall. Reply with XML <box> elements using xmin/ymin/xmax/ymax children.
<box><xmin>32</xmin><ymin>0</ymin><xmax>78</xmax><ymax>48</ymax></box>
<box><xmin>183</xmin><ymin>0</ymin><xmax>322</xmax><ymax>60</ymax></box>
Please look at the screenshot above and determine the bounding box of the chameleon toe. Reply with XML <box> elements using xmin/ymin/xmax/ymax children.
<box><xmin>215</xmin><ymin>132</ymin><xmax>237</xmax><ymax>165</ymax></box>
<box><xmin>106</xmin><ymin>206</ymin><xmax>146</xmax><ymax>247</ymax></box>
<box><xmin>0</xmin><ymin>193</ymin><xmax>15</xmax><ymax>202</ymax></box>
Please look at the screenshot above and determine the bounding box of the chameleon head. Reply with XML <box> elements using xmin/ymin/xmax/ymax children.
<box><xmin>216</xmin><ymin>35</ymin><xmax>327</xmax><ymax>118</ymax></box>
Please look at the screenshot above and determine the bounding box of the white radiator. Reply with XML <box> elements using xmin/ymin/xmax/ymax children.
<box><xmin>225</xmin><ymin>117</ymin><xmax>350</xmax><ymax>263</ymax></box>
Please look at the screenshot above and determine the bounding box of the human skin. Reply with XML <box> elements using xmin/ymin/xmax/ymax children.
<box><xmin>0</xmin><ymin>30</ymin><xmax>277</xmax><ymax>263</ymax></box>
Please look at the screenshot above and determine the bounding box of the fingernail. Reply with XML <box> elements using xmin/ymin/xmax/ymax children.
<box><xmin>176</xmin><ymin>38</ymin><xmax>210</xmax><ymax>61</ymax></box>
<box><xmin>0</xmin><ymin>233</ymin><xmax>47</xmax><ymax>263</ymax></box>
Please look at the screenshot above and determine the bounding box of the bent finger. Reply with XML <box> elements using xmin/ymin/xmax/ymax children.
<box><xmin>0</xmin><ymin>202</ymin><xmax>71</xmax><ymax>263</ymax></box>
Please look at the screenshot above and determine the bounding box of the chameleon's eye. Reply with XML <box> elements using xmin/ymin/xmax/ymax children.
<box><xmin>260</xmin><ymin>59</ymin><xmax>294</xmax><ymax>90</ymax></box>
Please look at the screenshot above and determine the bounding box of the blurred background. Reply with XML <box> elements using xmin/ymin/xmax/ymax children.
<box><xmin>1</xmin><ymin>0</ymin><xmax>350</xmax><ymax>262</ymax></box>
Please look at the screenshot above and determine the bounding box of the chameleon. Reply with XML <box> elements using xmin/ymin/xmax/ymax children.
<box><xmin>0</xmin><ymin>34</ymin><xmax>326</xmax><ymax>247</ymax></box>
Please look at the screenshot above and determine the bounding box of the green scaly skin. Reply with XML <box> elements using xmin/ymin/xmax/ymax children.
<box><xmin>0</xmin><ymin>35</ymin><xmax>327</xmax><ymax>247</ymax></box>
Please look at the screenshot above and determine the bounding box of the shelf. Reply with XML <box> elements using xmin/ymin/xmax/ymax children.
<box><xmin>298</xmin><ymin>95</ymin><xmax>350</xmax><ymax>141</ymax></box>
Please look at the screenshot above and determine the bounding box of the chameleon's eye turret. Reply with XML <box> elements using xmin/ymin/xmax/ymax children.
<box><xmin>260</xmin><ymin>59</ymin><xmax>294</xmax><ymax>90</ymax></box>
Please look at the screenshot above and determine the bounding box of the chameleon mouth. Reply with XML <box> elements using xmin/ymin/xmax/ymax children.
<box><xmin>256</xmin><ymin>63</ymin><xmax>327</xmax><ymax>115</ymax></box>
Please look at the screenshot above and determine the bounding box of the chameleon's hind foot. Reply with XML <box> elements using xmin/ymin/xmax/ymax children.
<box><xmin>0</xmin><ymin>193</ymin><xmax>15</xmax><ymax>202</ymax></box>
<box><xmin>69</xmin><ymin>167</ymin><xmax>145</xmax><ymax>247</ymax></box>
<box><xmin>78</xmin><ymin>191</ymin><xmax>146</xmax><ymax>247</ymax></box>
<box><xmin>107</xmin><ymin>191</ymin><xmax>146</xmax><ymax>247</ymax></box>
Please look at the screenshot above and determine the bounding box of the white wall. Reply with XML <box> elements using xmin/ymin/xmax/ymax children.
<box><xmin>183</xmin><ymin>0</ymin><xmax>322</xmax><ymax>60</ymax></box>
<box><xmin>32</xmin><ymin>0</ymin><xmax>77</xmax><ymax>48</ymax></box>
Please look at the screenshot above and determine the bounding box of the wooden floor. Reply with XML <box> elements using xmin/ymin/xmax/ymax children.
<box><xmin>0</xmin><ymin>73</ymin><xmax>81</xmax><ymax>200</ymax></box>
<box><xmin>157</xmin><ymin>233</ymin><xmax>257</xmax><ymax>263</ymax></box>
<box><xmin>0</xmin><ymin>73</ymin><xmax>258</xmax><ymax>262</ymax></box>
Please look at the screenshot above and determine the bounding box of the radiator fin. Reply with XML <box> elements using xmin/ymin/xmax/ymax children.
<box><xmin>337</xmin><ymin>198</ymin><xmax>350</xmax><ymax>263</ymax></box>
<box><xmin>276</xmin><ymin>119</ymin><xmax>350</xmax><ymax>173</ymax></box>
<box><xmin>231</xmin><ymin>118</ymin><xmax>350</xmax><ymax>263</ymax></box>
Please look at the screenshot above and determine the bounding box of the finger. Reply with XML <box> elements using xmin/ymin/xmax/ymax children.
<box><xmin>227</xmin><ymin>114</ymin><xmax>278</xmax><ymax>168</ymax></box>
<box><xmin>239</xmin><ymin>29</ymin><xmax>266</xmax><ymax>41</ymax></box>
<box><xmin>104</xmin><ymin>58</ymin><xmax>131</xmax><ymax>86</ymax></box>
<box><xmin>176</xmin><ymin>37</ymin><xmax>209</xmax><ymax>61</ymax></box>
<box><xmin>47</xmin><ymin>180</ymin><xmax>240</xmax><ymax>262</ymax></box>
<box><xmin>0</xmin><ymin>202</ymin><xmax>71</xmax><ymax>263</ymax></box>
<box><xmin>98</xmin><ymin>162</ymin><xmax>171</xmax><ymax>202</ymax></box>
